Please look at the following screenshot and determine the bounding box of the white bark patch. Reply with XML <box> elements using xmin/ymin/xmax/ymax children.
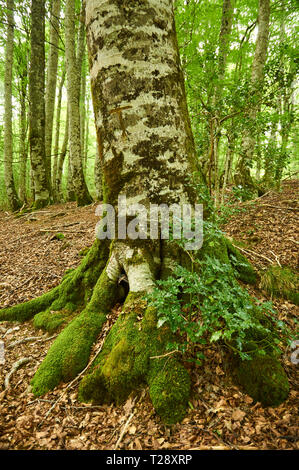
<box><xmin>106</xmin><ymin>253</ymin><xmax>122</xmax><ymax>282</ymax></box>
<box><xmin>126</xmin><ymin>263</ymin><xmax>155</xmax><ymax>293</ymax></box>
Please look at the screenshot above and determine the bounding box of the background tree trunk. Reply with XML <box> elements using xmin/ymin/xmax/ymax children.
<box><xmin>235</xmin><ymin>0</ymin><xmax>270</xmax><ymax>188</ymax></box>
<box><xmin>52</xmin><ymin>68</ymin><xmax>66</xmax><ymax>201</ymax></box>
<box><xmin>3</xmin><ymin>0</ymin><xmax>21</xmax><ymax>211</ymax></box>
<box><xmin>29</xmin><ymin>0</ymin><xmax>50</xmax><ymax>209</ymax></box>
<box><xmin>45</xmin><ymin>0</ymin><xmax>61</xmax><ymax>195</ymax></box>
<box><xmin>65</xmin><ymin>0</ymin><xmax>92</xmax><ymax>206</ymax></box>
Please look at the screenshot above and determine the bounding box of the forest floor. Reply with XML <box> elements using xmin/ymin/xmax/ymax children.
<box><xmin>0</xmin><ymin>180</ymin><xmax>298</xmax><ymax>451</ymax></box>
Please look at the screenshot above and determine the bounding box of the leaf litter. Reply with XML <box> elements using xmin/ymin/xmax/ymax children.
<box><xmin>0</xmin><ymin>182</ymin><xmax>298</xmax><ymax>450</ymax></box>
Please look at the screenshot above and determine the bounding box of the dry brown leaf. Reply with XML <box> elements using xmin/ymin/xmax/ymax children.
<box><xmin>231</xmin><ymin>409</ymin><xmax>246</xmax><ymax>422</ymax></box>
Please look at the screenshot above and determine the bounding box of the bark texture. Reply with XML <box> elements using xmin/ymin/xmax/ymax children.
<box><xmin>52</xmin><ymin>68</ymin><xmax>66</xmax><ymax>200</ymax></box>
<box><xmin>86</xmin><ymin>0</ymin><xmax>199</xmax><ymax>209</ymax></box>
<box><xmin>3</xmin><ymin>0</ymin><xmax>21</xmax><ymax>211</ymax></box>
<box><xmin>29</xmin><ymin>0</ymin><xmax>50</xmax><ymax>208</ymax></box>
<box><xmin>45</xmin><ymin>0</ymin><xmax>61</xmax><ymax>193</ymax></box>
<box><xmin>65</xmin><ymin>0</ymin><xmax>92</xmax><ymax>206</ymax></box>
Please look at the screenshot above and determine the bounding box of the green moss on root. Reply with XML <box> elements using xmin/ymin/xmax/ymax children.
<box><xmin>78</xmin><ymin>298</ymin><xmax>191</xmax><ymax>425</ymax></box>
<box><xmin>148</xmin><ymin>358</ymin><xmax>191</xmax><ymax>425</ymax></box>
<box><xmin>225</xmin><ymin>238</ymin><xmax>257</xmax><ymax>284</ymax></box>
<box><xmin>31</xmin><ymin>309</ymin><xmax>107</xmax><ymax>396</ymax></box>
<box><xmin>33</xmin><ymin>309</ymin><xmax>75</xmax><ymax>333</ymax></box>
<box><xmin>0</xmin><ymin>286</ymin><xmax>60</xmax><ymax>323</ymax></box>
<box><xmin>0</xmin><ymin>240</ymin><xmax>110</xmax><ymax>324</ymax></box>
<box><xmin>235</xmin><ymin>355</ymin><xmax>289</xmax><ymax>407</ymax></box>
<box><xmin>31</xmin><ymin>268</ymin><xmax>118</xmax><ymax>397</ymax></box>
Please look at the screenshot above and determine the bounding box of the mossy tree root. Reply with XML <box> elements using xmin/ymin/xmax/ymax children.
<box><xmin>235</xmin><ymin>355</ymin><xmax>289</xmax><ymax>407</ymax></box>
<box><xmin>78</xmin><ymin>293</ymin><xmax>191</xmax><ymax>425</ymax></box>
<box><xmin>0</xmin><ymin>237</ymin><xmax>290</xmax><ymax>422</ymax></box>
<box><xmin>0</xmin><ymin>239</ymin><xmax>109</xmax><ymax>325</ymax></box>
<box><xmin>31</xmin><ymin>267</ymin><xmax>119</xmax><ymax>396</ymax></box>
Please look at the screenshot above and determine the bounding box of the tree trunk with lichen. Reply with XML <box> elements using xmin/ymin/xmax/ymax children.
<box><xmin>45</xmin><ymin>0</ymin><xmax>61</xmax><ymax>194</ymax></box>
<box><xmin>65</xmin><ymin>0</ymin><xmax>92</xmax><ymax>206</ymax></box>
<box><xmin>234</xmin><ymin>0</ymin><xmax>270</xmax><ymax>189</ymax></box>
<box><xmin>29</xmin><ymin>0</ymin><xmax>50</xmax><ymax>209</ymax></box>
<box><xmin>0</xmin><ymin>0</ymin><xmax>289</xmax><ymax>424</ymax></box>
<box><xmin>4</xmin><ymin>0</ymin><xmax>21</xmax><ymax>211</ymax></box>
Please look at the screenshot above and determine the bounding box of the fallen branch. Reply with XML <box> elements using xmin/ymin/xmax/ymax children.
<box><xmin>287</xmin><ymin>238</ymin><xmax>299</xmax><ymax>245</ymax></box>
<box><xmin>0</xmin><ymin>340</ymin><xmax>5</xmax><ymax>365</ymax></box>
<box><xmin>240</xmin><ymin>190</ymin><xmax>272</xmax><ymax>205</ymax></box>
<box><xmin>150</xmin><ymin>349</ymin><xmax>181</xmax><ymax>360</ymax></box>
<box><xmin>270</xmin><ymin>250</ymin><xmax>281</xmax><ymax>267</ymax></box>
<box><xmin>232</xmin><ymin>244</ymin><xmax>274</xmax><ymax>264</ymax></box>
<box><xmin>39</xmin><ymin>229</ymin><xmax>88</xmax><ymax>234</ymax></box>
<box><xmin>2</xmin><ymin>326</ymin><xmax>20</xmax><ymax>338</ymax></box>
<box><xmin>259</xmin><ymin>204</ymin><xmax>298</xmax><ymax>212</ymax></box>
<box><xmin>114</xmin><ymin>405</ymin><xmax>137</xmax><ymax>450</ymax></box>
<box><xmin>5</xmin><ymin>357</ymin><xmax>32</xmax><ymax>389</ymax></box>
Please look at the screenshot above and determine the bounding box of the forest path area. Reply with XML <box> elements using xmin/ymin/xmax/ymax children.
<box><xmin>0</xmin><ymin>181</ymin><xmax>298</xmax><ymax>450</ymax></box>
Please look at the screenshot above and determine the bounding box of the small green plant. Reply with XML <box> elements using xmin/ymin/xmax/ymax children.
<box><xmin>147</xmin><ymin>255</ymin><xmax>291</xmax><ymax>363</ymax></box>
<box><xmin>231</xmin><ymin>185</ymin><xmax>254</xmax><ymax>202</ymax></box>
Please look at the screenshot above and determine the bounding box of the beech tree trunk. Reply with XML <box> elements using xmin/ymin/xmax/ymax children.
<box><xmin>65</xmin><ymin>0</ymin><xmax>92</xmax><ymax>206</ymax></box>
<box><xmin>3</xmin><ymin>0</ymin><xmax>21</xmax><ymax>211</ymax></box>
<box><xmin>29</xmin><ymin>0</ymin><xmax>50</xmax><ymax>208</ymax></box>
<box><xmin>45</xmin><ymin>0</ymin><xmax>61</xmax><ymax>194</ymax></box>
<box><xmin>235</xmin><ymin>0</ymin><xmax>270</xmax><ymax>188</ymax></box>
<box><xmin>0</xmin><ymin>0</ymin><xmax>289</xmax><ymax>425</ymax></box>
<box><xmin>56</xmin><ymin>110</ymin><xmax>69</xmax><ymax>199</ymax></box>
<box><xmin>52</xmin><ymin>68</ymin><xmax>66</xmax><ymax>200</ymax></box>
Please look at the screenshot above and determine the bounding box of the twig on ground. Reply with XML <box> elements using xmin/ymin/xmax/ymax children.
<box><xmin>232</xmin><ymin>244</ymin><xmax>274</xmax><ymax>264</ymax></box>
<box><xmin>39</xmin><ymin>229</ymin><xmax>88</xmax><ymax>234</ymax></box>
<box><xmin>270</xmin><ymin>251</ymin><xmax>281</xmax><ymax>267</ymax></box>
<box><xmin>150</xmin><ymin>350</ymin><xmax>181</xmax><ymax>360</ymax></box>
<box><xmin>5</xmin><ymin>357</ymin><xmax>32</xmax><ymax>389</ymax></box>
<box><xmin>7</xmin><ymin>334</ymin><xmax>57</xmax><ymax>349</ymax></box>
<box><xmin>259</xmin><ymin>204</ymin><xmax>298</xmax><ymax>212</ymax></box>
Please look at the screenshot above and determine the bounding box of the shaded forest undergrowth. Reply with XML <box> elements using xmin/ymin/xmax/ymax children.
<box><xmin>0</xmin><ymin>180</ymin><xmax>298</xmax><ymax>450</ymax></box>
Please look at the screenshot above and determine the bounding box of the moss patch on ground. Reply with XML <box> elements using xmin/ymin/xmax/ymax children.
<box><xmin>260</xmin><ymin>265</ymin><xmax>299</xmax><ymax>305</ymax></box>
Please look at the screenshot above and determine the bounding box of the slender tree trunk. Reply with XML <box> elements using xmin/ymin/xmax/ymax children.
<box><xmin>52</xmin><ymin>67</ymin><xmax>66</xmax><ymax>200</ymax></box>
<box><xmin>80</xmin><ymin>54</ymin><xmax>87</xmax><ymax>171</ymax></box>
<box><xmin>18</xmin><ymin>78</ymin><xmax>28</xmax><ymax>203</ymax></box>
<box><xmin>216</xmin><ymin>0</ymin><xmax>235</xmax><ymax>100</ymax></box>
<box><xmin>205</xmin><ymin>0</ymin><xmax>235</xmax><ymax>199</ymax></box>
<box><xmin>45</xmin><ymin>0</ymin><xmax>61</xmax><ymax>195</ymax></box>
<box><xmin>3</xmin><ymin>0</ymin><xmax>21</xmax><ymax>211</ymax></box>
<box><xmin>29</xmin><ymin>0</ymin><xmax>50</xmax><ymax>208</ymax></box>
<box><xmin>275</xmin><ymin>2</ymin><xmax>291</xmax><ymax>188</ymax></box>
<box><xmin>84</xmin><ymin>106</ymin><xmax>90</xmax><ymax>173</ymax></box>
<box><xmin>56</xmin><ymin>110</ymin><xmax>69</xmax><ymax>198</ymax></box>
<box><xmin>65</xmin><ymin>0</ymin><xmax>92</xmax><ymax>206</ymax></box>
<box><xmin>235</xmin><ymin>0</ymin><xmax>270</xmax><ymax>188</ymax></box>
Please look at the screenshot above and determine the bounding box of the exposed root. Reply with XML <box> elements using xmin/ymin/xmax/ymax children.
<box><xmin>78</xmin><ymin>293</ymin><xmax>191</xmax><ymax>425</ymax></box>
<box><xmin>0</xmin><ymin>237</ymin><xmax>291</xmax><ymax>423</ymax></box>
<box><xmin>0</xmin><ymin>239</ymin><xmax>110</xmax><ymax>325</ymax></box>
<box><xmin>31</xmin><ymin>266</ymin><xmax>119</xmax><ymax>396</ymax></box>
